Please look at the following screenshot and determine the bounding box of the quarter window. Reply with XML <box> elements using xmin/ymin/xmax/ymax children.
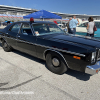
<box><xmin>10</xmin><ymin>23</ymin><xmax>21</xmax><ymax>33</ymax></box>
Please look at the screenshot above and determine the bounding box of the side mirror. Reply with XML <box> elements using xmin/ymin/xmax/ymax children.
<box><xmin>63</xmin><ymin>28</ymin><xmax>67</xmax><ymax>32</ymax></box>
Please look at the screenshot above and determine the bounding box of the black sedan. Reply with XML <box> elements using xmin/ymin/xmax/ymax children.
<box><xmin>0</xmin><ymin>21</ymin><xmax>100</xmax><ymax>75</ymax></box>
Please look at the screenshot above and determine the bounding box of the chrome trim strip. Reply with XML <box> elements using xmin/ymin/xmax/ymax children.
<box><xmin>34</xmin><ymin>43</ymin><xmax>85</xmax><ymax>57</ymax></box>
<box><xmin>0</xmin><ymin>35</ymin><xmax>86</xmax><ymax>57</ymax></box>
<box><xmin>43</xmin><ymin>49</ymin><xmax>70</xmax><ymax>68</ymax></box>
<box><xmin>1</xmin><ymin>36</ymin><xmax>17</xmax><ymax>41</ymax></box>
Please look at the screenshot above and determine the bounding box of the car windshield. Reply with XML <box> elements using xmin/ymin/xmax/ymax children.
<box><xmin>32</xmin><ymin>23</ymin><xmax>64</xmax><ymax>36</ymax></box>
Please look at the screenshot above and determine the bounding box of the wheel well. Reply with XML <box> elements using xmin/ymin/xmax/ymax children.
<box><xmin>44</xmin><ymin>49</ymin><xmax>69</xmax><ymax>68</ymax></box>
<box><xmin>44</xmin><ymin>50</ymin><xmax>63</xmax><ymax>60</ymax></box>
<box><xmin>44</xmin><ymin>50</ymin><xmax>51</xmax><ymax>59</ymax></box>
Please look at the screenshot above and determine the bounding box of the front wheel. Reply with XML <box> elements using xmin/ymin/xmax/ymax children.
<box><xmin>2</xmin><ymin>40</ymin><xmax>12</xmax><ymax>52</ymax></box>
<box><xmin>46</xmin><ymin>52</ymin><xmax>68</xmax><ymax>74</ymax></box>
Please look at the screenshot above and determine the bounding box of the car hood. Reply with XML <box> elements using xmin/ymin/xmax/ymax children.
<box><xmin>41</xmin><ymin>34</ymin><xmax>100</xmax><ymax>48</ymax></box>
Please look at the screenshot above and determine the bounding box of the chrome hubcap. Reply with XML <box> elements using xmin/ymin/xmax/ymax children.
<box><xmin>52</xmin><ymin>58</ymin><xmax>60</xmax><ymax>67</ymax></box>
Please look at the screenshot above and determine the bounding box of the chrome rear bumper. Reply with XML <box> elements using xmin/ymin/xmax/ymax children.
<box><xmin>85</xmin><ymin>61</ymin><xmax>100</xmax><ymax>75</ymax></box>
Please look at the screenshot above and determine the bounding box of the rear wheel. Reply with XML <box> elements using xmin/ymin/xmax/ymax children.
<box><xmin>46</xmin><ymin>52</ymin><xmax>68</xmax><ymax>74</ymax></box>
<box><xmin>2</xmin><ymin>40</ymin><xmax>12</xmax><ymax>52</ymax></box>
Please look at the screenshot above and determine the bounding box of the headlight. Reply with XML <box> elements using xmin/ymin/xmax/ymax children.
<box><xmin>91</xmin><ymin>52</ymin><xmax>96</xmax><ymax>63</ymax></box>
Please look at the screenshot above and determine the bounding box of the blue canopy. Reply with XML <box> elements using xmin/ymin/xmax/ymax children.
<box><xmin>23</xmin><ymin>10</ymin><xmax>62</xmax><ymax>19</ymax></box>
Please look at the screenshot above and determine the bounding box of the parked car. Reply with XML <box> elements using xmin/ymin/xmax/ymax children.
<box><xmin>76</xmin><ymin>20</ymin><xmax>100</xmax><ymax>38</ymax></box>
<box><xmin>2</xmin><ymin>21</ymin><xmax>12</xmax><ymax>26</ymax></box>
<box><xmin>58</xmin><ymin>23</ymin><xmax>67</xmax><ymax>28</ymax></box>
<box><xmin>0</xmin><ymin>20</ymin><xmax>100</xmax><ymax>75</ymax></box>
<box><xmin>2</xmin><ymin>22</ymin><xmax>8</xmax><ymax>26</ymax></box>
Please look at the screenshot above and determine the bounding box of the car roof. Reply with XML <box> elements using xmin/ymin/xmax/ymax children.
<box><xmin>3</xmin><ymin>21</ymin><xmax>56</xmax><ymax>30</ymax></box>
<box><xmin>77</xmin><ymin>20</ymin><xmax>100</xmax><ymax>26</ymax></box>
<box><xmin>13</xmin><ymin>21</ymin><xmax>55</xmax><ymax>24</ymax></box>
<box><xmin>81</xmin><ymin>20</ymin><xmax>100</xmax><ymax>23</ymax></box>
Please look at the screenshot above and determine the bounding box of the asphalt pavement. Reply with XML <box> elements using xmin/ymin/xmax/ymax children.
<box><xmin>0</xmin><ymin>43</ymin><xmax>100</xmax><ymax>100</ymax></box>
<box><xmin>0</xmin><ymin>25</ymin><xmax>6</xmax><ymax>29</ymax></box>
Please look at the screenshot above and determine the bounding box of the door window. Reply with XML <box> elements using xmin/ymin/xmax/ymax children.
<box><xmin>20</xmin><ymin>23</ymin><xmax>33</xmax><ymax>36</ymax></box>
<box><xmin>33</xmin><ymin>23</ymin><xmax>64</xmax><ymax>36</ymax></box>
<box><xmin>9</xmin><ymin>23</ymin><xmax>21</xmax><ymax>33</ymax></box>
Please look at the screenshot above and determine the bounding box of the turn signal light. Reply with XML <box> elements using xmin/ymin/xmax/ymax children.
<box><xmin>96</xmin><ymin>70</ymin><xmax>98</xmax><ymax>73</ymax></box>
<box><xmin>73</xmin><ymin>56</ymin><xmax>81</xmax><ymax>60</ymax></box>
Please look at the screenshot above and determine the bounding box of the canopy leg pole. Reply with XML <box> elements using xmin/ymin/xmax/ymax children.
<box><xmin>61</xmin><ymin>19</ymin><xmax>62</xmax><ymax>28</ymax></box>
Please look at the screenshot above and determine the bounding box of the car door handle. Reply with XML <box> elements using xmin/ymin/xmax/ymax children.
<box><xmin>17</xmin><ymin>36</ymin><xmax>20</xmax><ymax>38</ymax></box>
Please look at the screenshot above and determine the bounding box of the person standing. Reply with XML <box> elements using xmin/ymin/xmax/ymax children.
<box><xmin>86</xmin><ymin>17</ymin><xmax>94</xmax><ymax>37</ymax></box>
<box><xmin>67</xmin><ymin>17</ymin><xmax>72</xmax><ymax>33</ymax></box>
<box><xmin>69</xmin><ymin>15</ymin><xmax>79</xmax><ymax>34</ymax></box>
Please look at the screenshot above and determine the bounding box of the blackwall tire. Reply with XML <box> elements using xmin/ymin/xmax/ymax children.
<box><xmin>46</xmin><ymin>52</ymin><xmax>68</xmax><ymax>74</ymax></box>
<box><xmin>2</xmin><ymin>40</ymin><xmax>12</xmax><ymax>52</ymax></box>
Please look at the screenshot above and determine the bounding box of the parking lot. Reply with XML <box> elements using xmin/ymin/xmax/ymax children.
<box><xmin>0</xmin><ymin>43</ymin><xmax>100</xmax><ymax>100</ymax></box>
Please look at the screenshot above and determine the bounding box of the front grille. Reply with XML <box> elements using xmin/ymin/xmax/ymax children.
<box><xmin>97</xmin><ymin>49</ymin><xmax>100</xmax><ymax>60</ymax></box>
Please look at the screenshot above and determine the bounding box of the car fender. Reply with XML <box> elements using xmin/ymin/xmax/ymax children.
<box><xmin>43</xmin><ymin>49</ymin><xmax>69</xmax><ymax>68</ymax></box>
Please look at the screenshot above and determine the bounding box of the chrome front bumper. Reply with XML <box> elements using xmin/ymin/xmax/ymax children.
<box><xmin>85</xmin><ymin>61</ymin><xmax>100</xmax><ymax>75</ymax></box>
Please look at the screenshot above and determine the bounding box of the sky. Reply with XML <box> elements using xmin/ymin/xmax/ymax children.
<box><xmin>0</xmin><ymin>0</ymin><xmax>100</xmax><ymax>15</ymax></box>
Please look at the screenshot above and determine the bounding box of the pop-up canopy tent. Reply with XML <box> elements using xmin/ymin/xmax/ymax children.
<box><xmin>23</xmin><ymin>10</ymin><xmax>62</xmax><ymax>20</ymax></box>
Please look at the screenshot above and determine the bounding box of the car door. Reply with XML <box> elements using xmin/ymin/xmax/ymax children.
<box><xmin>16</xmin><ymin>22</ymin><xmax>37</xmax><ymax>57</ymax></box>
<box><xmin>5</xmin><ymin>23</ymin><xmax>21</xmax><ymax>49</ymax></box>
